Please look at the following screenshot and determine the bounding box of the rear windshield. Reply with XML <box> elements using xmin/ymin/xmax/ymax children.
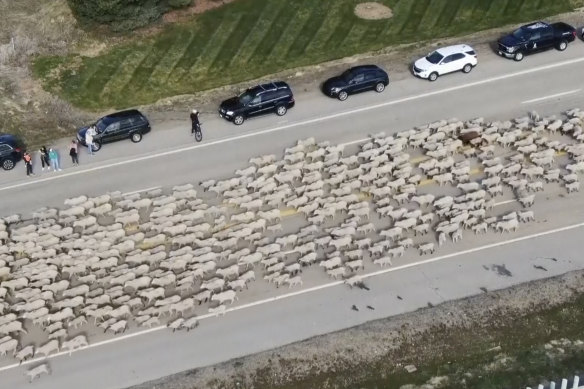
<box><xmin>426</xmin><ymin>51</ymin><xmax>444</xmax><ymax>64</ymax></box>
<box><xmin>465</xmin><ymin>50</ymin><xmax>476</xmax><ymax>56</ymax></box>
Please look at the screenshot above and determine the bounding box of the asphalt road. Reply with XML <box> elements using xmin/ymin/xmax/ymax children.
<box><xmin>1</xmin><ymin>43</ymin><xmax>584</xmax><ymax>216</ymax></box>
<box><xmin>2</xmin><ymin>42</ymin><xmax>584</xmax><ymax>388</ymax></box>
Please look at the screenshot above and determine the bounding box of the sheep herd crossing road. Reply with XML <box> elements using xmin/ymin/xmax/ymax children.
<box><xmin>2</xmin><ymin>106</ymin><xmax>584</xmax><ymax>382</ymax></box>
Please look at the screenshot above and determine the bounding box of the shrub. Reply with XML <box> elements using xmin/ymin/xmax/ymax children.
<box><xmin>67</xmin><ymin>0</ymin><xmax>192</xmax><ymax>31</ymax></box>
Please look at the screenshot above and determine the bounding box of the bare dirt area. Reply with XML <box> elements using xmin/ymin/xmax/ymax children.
<box><xmin>162</xmin><ymin>0</ymin><xmax>238</xmax><ymax>24</ymax></box>
<box><xmin>128</xmin><ymin>270</ymin><xmax>584</xmax><ymax>389</ymax></box>
<box><xmin>354</xmin><ymin>2</ymin><xmax>393</xmax><ymax>20</ymax></box>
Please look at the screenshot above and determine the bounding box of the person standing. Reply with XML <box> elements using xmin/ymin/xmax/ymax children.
<box><xmin>39</xmin><ymin>146</ymin><xmax>50</xmax><ymax>171</ymax></box>
<box><xmin>23</xmin><ymin>151</ymin><xmax>34</xmax><ymax>176</ymax></box>
<box><xmin>69</xmin><ymin>139</ymin><xmax>79</xmax><ymax>166</ymax></box>
<box><xmin>85</xmin><ymin>128</ymin><xmax>94</xmax><ymax>155</ymax></box>
<box><xmin>48</xmin><ymin>148</ymin><xmax>62</xmax><ymax>171</ymax></box>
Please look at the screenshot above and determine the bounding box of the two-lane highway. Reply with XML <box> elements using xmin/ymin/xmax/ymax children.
<box><xmin>1</xmin><ymin>43</ymin><xmax>584</xmax><ymax>216</ymax></box>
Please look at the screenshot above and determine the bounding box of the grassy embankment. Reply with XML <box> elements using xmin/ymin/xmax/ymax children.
<box><xmin>33</xmin><ymin>0</ymin><xmax>584</xmax><ymax>111</ymax></box>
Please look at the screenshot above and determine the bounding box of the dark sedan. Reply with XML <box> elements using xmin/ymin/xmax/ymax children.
<box><xmin>322</xmin><ymin>65</ymin><xmax>389</xmax><ymax>101</ymax></box>
<box><xmin>0</xmin><ymin>134</ymin><xmax>24</xmax><ymax>170</ymax></box>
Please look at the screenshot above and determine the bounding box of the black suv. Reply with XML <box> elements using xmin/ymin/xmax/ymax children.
<box><xmin>219</xmin><ymin>82</ymin><xmax>295</xmax><ymax>125</ymax></box>
<box><xmin>77</xmin><ymin>110</ymin><xmax>151</xmax><ymax>152</ymax></box>
<box><xmin>0</xmin><ymin>134</ymin><xmax>24</xmax><ymax>170</ymax></box>
<box><xmin>322</xmin><ymin>65</ymin><xmax>389</xmax><ymax>101</ymax></box>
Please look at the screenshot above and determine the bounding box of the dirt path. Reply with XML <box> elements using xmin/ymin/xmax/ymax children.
<box><xmin>127</xmin><ymin>270</ymin><xmax>584</xmax><ymax>389</ymax></box>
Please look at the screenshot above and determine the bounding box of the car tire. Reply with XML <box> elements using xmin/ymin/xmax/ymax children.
<box><xmin>428</xmin><ymin>72</ymin><xmax>438</xmax><ymax>82</ymax></box>
<box><xmin>557</xmin><ymin>40</ymin><xmax>568</xmax><ymax>51</ymax></box>
<box><xmin>513</xmin><ymin>52</ymin><xmax>524</xmax><ymax>61</ymax></box>
<box><xmin>375</xmin><ymin>82</ymin><xmax>385</xmax><ymax>93</ymax></box>
<box><xmin>462</xmin><ymin>64</ymin><xmax>473</xmax><ymax>73</ymax></box>
<box><xmin>92</xmin><ymin>141</ymin><xmax>102</xmax><ymax>152</ymax></box>
<box><xmin>2</xmin><ymin>158</ymin><xmax>15</xmax><ymax>171</ymax></box>
<box><xmin>338</xmin><ymin>91</ymin><xmax>348</xmax><ymax>101</ymax></box>
<box><xmin>276</xmin><ymin>105</ymin><xmax>287</xmax><ymax>116</ymax></box>
<box><xmin>130</xmin><ymin>133</ymin><xmax>142</xmax><ymax>143</ymax></box>
<box><xmin>233</xmin><ymin>115</ymin><xmax>245</xmax><ymax>125</ymax></box>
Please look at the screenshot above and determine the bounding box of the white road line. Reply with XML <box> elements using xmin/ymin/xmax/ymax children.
<box><xmin>339</xmin><ymin>138</ymin><xmax>369</xmax><ymax>147</ymax></box>
<box><xmin>1</xmin><ymin>56</ymin><xmax>584</xmax><ymax>194</ymax></box>
<box><xmin>521</xmin><ymin>89</ymin><xmax>581</xmax><ymax>104</ymax></box>
<box><xmin>122</xmin><ymin>186</ymin><xmax>160</xmax><ymax>196</ymax></box>
<box><xmin>493</xmin><ymin>199</ymin><xmax>516</xmax><ymax>206</ymax></box>
<box><xmin>3</xmin><ymin>219</ymin><xmax>583</xmax><ymax>373</ymax></box>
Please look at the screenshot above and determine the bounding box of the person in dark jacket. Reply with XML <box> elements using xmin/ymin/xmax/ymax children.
<box><xmin>69</xmin><ymin>140</ymin><xmax>79</xmax><ymax>166</ymax></box>
<box><xmin>39</xmin><ymin>146</ymin><xmax>50</xmax><ymax>171</ymax></box>
<box><xmin>190</xmin><ymin>109</ymin><xmax>201</xmax><ymax>135</ymax></box>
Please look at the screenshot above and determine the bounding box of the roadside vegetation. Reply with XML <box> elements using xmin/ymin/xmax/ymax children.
<box><xmin>34</xmin><ymin>0</ymin><xmax>584</xmax><ymax>110</ymax></box>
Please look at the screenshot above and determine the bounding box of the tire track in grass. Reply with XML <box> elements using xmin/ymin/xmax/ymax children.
<box><xmin>266</xmin><ymin>0</ymin><xmax>318</xmax><ymax>66</ymax></box>
<box><xmin>303</xmin><ymin>0</ymin><xmax>346</xmax><ymax>55</ymax></box>
<box><xmin>228</xmin><ymin>1</ymin><xmax>286</xmax><ymax>68</ymax></box>
<box><xmin>183</xmin><ymin>14</ymin><xmax>242</xmax><ymax>83</ymax></box>
<box><xmin>400</xmin><ymin>0</ymin><xmax>430</xmax><ymax>35</ymax></box>
<box><xmin>84</xmin><ymin>51</ymin><xmax>129</xmax><ymax>105</ymax></box>
<box><xmin>360</xmin><ymin>19</ymin><xmax>391</xmax><ymax>49</ymax></box>
<box><xmin>247</xmin><ymin>2</ymin><xmax>299</xmax><ymax>65</ymax></box>
<box><xmin>285</xmin><ymin>1</ymin><xmax>329</xmax><ymax>59</ymax></box>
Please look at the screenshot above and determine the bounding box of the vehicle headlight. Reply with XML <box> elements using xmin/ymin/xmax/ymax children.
<box><xmin>226</xmin><ymin>110</ymin><xmax>234</xmax><ymax>116</ymax></box>
<box><xmin>507</xmin><ymin>46</ymin><xmax>516</xmax><ymax>53</ymax></box>
<box><xmin>331</xmin><ymin>87</ymin><xmax>342</xmax><ymax>93</ymax></box>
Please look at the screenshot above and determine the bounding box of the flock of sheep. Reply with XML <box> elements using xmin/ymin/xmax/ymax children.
<box><xmin>2</xmin><ymin>107</ymin><xmax>584</xmax><ymax>382</ymax></box>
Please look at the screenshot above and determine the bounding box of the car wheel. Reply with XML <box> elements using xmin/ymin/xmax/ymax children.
<box><xmin>513</xmin><ymin>52</ymin><xmax>524</xmax><ymax>61</ymax></box>
<box><xmin>131</xmin><ymin>133</ymin><xmax>142</xmax><ymax>143</ymax></box>
<box><xmin>276</xmin><ymin>105</ymin><xmax>287</xmax><ymax>116</ymax></box>
<box><xmin>92</xmin><ymin>142</ymin><xmax>102</xmax><ymax>152</ymax></box>
<box><xmin>2</xmin><ymin>158</ymin><xmax>15</xmax><ymax>171</ymax></box>
<box><xmin>462</xmin><ymin>64</ymin><xmax>473</xmax><ymax>73</ymax></box>
<box><xmin>233</xmin><ymin>115</ymin><xmax>245</xmax><ymax>125</ymax></box>
<box><xmin>428</xmin><ymin>72</ymin><xmax>438</xmax><ymax>82</ymax></box>
<box><xmin>337</xmin><ymin>91</ymin><xmax>348</xmax><ymax>101</ymax></box>
<box><xmin>375</xmin><ymin>82</ymin><xmax>385</xmax><ymax>93</ymax></box>
<box><xmin>557</xmin><ymin>40</ymin><xmax>568</xmax><ymax>51</ymax></box>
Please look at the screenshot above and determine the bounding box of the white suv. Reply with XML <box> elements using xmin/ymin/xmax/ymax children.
<box><xmin>413</xmin><ymin>44</ymin><xmax>477</xmax><ymax>81</ymax></box>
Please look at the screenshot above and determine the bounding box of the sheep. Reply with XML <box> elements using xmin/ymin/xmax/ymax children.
<box><xmin>26</xmin><ymin>363</ymin><xmax>51</xmax><ymax>382</ymax></box>
<box><xmin>418</xmin><ymin>243</ymin><xmax>435</xmax><ymax>255</ymax></box>
<box><xmin>35</xmin><ymin>339</ymin><xmax>59</xmax><ymax>358</ymax></box>
<box><xmin>209</xmin><ymin>305</ymin><xmax>227</xmax><ymax>317</ymax></box>
<box><xmin>495</xmin><ymin>219</ymin><xmax>519</xmax><ymax>233</ymax></box>
<box><xmin>518</xmin><ymin>210</ymin><xmax>535</xmax><ymax>222</ymax></box>
<box><xmin>518</xmin><ymin>194</ymin><xmax>535</xmax><ymax>208</ymax></box>
<box><xmin>566</xmin><ymin>181</ymin><xmax>580</xmax><ymax>193</ymax></box>
<box><xmin>373</xmin><ymin>256</ymin><xmax>392</xmax><ymax>267</ymax></box>
<box><xmin>139</xmin><ymin>287</ymin><xmax>166</xmax><ymax>304</ymax></box>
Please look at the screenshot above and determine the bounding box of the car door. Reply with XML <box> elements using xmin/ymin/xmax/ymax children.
<box><xmin>246</xmin><ymin>94</ymin><xmax>268</xmax><ymax>117</ymax></box>
<box><xmin>98</xmin><ymin>121</ymin><xmax>123</xmax><ymax>143</ymax></box>
<box><xmin>364</xmin><ymin>71</ymin><xmax>379</xmax><ymax>90</ymax></box>
<box><xmin>528</xmin><ymin>31</ymin><xmax>542</xmax><ymax>51</ymax></box>
<box><xmin>438</xmin><ymin>55</ymin><xmax>455</xmax><ymax>74</ymax></box>
<box><xmin>349</xmin><ymin>72</ymin><xmax>367</xmax><ymax>93</ymax></box>
<box><xmin>539</xmin><ymin>27</ymin><xmax>554</xmax><ymax>49</ymax></box>
<box><xmin>448</xmin><ymin>53</ymin><xmax>466</xmax><ymax>72</ymax></box>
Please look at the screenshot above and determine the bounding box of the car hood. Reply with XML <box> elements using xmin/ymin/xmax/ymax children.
<box><xmin>323</xmin><ymin>76</ymin><xmax>346</xmax><ymax>90</ymax></box>
<box><xmin>498</xmin><ymin>34</ymin><xmax>523</xmax><ymax>48</ymax></box>
<box><xmin>220</xmin><ymin>97</ymin><xmax>242</xmax><ymax>111</ymax></box>
<box><xmin>414</xmin><ymin>57</ymin><xmax>434</xmax><ymax>71</ymax></box>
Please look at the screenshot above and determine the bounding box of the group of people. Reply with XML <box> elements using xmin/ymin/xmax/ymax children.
<box><xmin>22</xmin><ymin>139</ymin><xmax>80</xmax><ymax>177</ymax></box>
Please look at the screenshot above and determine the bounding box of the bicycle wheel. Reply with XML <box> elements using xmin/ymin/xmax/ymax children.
<box><xmin>194</xmin><ymin>130</ymin><xmax>202</xmax><ymax>142</ymax></box>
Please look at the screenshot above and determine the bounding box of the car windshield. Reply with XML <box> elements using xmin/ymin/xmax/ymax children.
<box><xmin>238</xmin><ymin>91</ymin><xmax>254</xmax><ymax>105</ymax></box>
<box><xmin>341</xmin><ymin>70</ymin><xmax>353</xmax><ymax>82</ymax></box>
<box><xmin>95</xmin><ymin>118</ymin><xmax>110</xmax><ymax>133</ymax></box>
<box><xmin>512</xmin><ymin>28</ymin><xmax>528</xmax><ymax>40</ymax></box>
<box><xmin>425</xmin><ymin>51</ymin><xmax>444</xmax><ymax>64</ymax></box>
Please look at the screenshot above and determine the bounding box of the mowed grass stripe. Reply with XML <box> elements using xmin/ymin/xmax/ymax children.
<box><xmin>386</xmin><ymin>0</ymin><xmax>416</xmax><ymax>36</ymax></box>
<box><xmin>150</xmin><ymin>28</ymin><xmax>195</xmax><ymax>87</ymax></box>
<box><xmin>124</xmin><ymin>37</ymin><xmax>174</xmax><ymax>96</ymax></box>
<box><xmin>434</xmin><ymin>0</ymin><xmax>463</xmax><ymax>30</ymax></box>
<box><xmin>210</xmin><ymin>1</ymin><xmax>269</xmax><ymax>72</ymax></box>
<box><xmin>340</xmin><ymin>22</ymin><xmax>370</xmax><ymax>51</ymax></box>
<box><xmin>266</xmin><ymin>0</ymin><xmax>319</xmax><ymax>65</ymax></box>
<box><xmin>324</xmin><ymin>5</ymin><xmax>356</xmax><ymax>53</ymax></box>
<box><xmin>285</xmin><ymin>1</ymin><xmax>329</xmax><ymax>59</ymax></box>
<box><xmin>361</xmin><ymin>19</ymin><xmax>392</xmax><ymax>47</ymax></box>
<box><xmin>470</xmin><ymin>0</ymin><xmax>496</xmax><ymax>28</ymax></box>
<box><xmin>167</xmin><ymin>20</ymin><xmax>215</xmax><ymax>85</ymax></box>
<box><xmin>99</xmin><ymin>49</ymin><xmax>149</xmax><ymax>102</ymax></box>
<box><xmin>248</xmin><ymin>1</ymin><xmax>300</xmax><ymax>63</ymax></box>
<box><xmin>401</xmin><ymin>0</ymin><xmax>431</xmax><ymax>34</ymax></box>
<box><xmin>83</xmin><ymin>51</ymin><xmax>129</xmax><ymax>101</ymax></box>
<box><xmin>485</xmin><ymin>0</ymin><xmax>510</xmax><ymax>20</ymax></box>
<box><xmin>418</xmin><ymin>0</ymin><xmax>451</xmax><ymax>33</ymax></box>
<box><xmin>503</xmin><ymin>0</ymin><xmax>523</xmax><ymax>17</ymax></box>
<box><xmin>451</xmin><ymin>0</ymin><xmax>481</xmax><ymax>30</ymax></box>
<box><xmin>304</xmin><ymin>0</ymin><xmax>347</xmax><ymax>54</ymax></box>
<box><xmin>229</xmin><ymin>0</ymin><xmax>287</xmax><ymax>67</ymax></box>
<box><xmin>185</xmin><ymin>14</ymin><xmax>242</xmax><ymax>79</ymax></box>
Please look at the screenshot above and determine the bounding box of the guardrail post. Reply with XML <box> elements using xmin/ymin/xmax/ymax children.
<box><xmin>561</xmin><ymin>378</ymin><xmax>568</xmax><ymax>389</ymax></box>
<box><xmin>551</xmin><ymin>381</ymin><xmax>556</xmax><ymax>389</ymax></box>
<box><xmin>572</xmin><ymin>375</ymin><xmax>579</xmax><ymax>388</ymax></box>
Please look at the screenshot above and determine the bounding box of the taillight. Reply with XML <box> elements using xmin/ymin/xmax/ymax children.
<box><xmin>14</xmin><ymin>148</ymin><xmax>21</xmax><ymax>153</ymax></box>
<box><xmin>573</xmin><ymin>31</ymin><xmax>577</xmax><ymax>38</ymax></box>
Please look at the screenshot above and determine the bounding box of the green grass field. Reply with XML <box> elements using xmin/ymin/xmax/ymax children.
<box><xmin>34</xmin><ymin>0</ymin><xmax>580</xmax><ymax>110</ymax></box>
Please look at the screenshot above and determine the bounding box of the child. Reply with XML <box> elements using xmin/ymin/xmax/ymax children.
<box><xmin>69</xmin><ymin>140</ymin><xmax>79</xmax><ymax>166</ymax></box>
<box><xmin>23</xmin><ymin>151</ymin><xmax>34</xmax><ymax>176</ymax></box>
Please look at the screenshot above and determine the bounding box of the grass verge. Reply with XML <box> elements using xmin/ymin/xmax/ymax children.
<box><xmin>33</xmin><ymin>0</ymin><xmax>579</xmax><ymax>110</ymax></box>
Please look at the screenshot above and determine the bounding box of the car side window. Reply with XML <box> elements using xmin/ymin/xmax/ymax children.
<box><xmin>441</xmin><ymin>55</ymin><xmax>454</xmax><ymax>64</ymax></box>
<box><xmin>451</xmin><ymin>53</ymin><xmax>465</xmax><ymax>61</ymax></box>
<box><xmin>121</xmin><ymin>118</ymin><xmax>134</xmax><ymax>128</ymax></box>
<box><xmin>249</xmin><ymin>96</ymin><xmax>261</xmax><ymax>105</ymax></box>
<box><xmin>105</xmin><ymin>122</ymin><xmax>121</xmax><ymax>133</ymax></box>
<box><xmin>0</xmin><ymin>144</ymin><xmax>10</xmax><ymax>153</ymax></box>
<box><xmin>365</xmin><ymin>72</ymin><xmax>377</xmax><ymax>81</ymax></box>
<box><xmin>465</xmin><ymin>50</ymin><xmax>476</xmax><ymax>56</ymax></box>
<box><xmin>529</xmin><ymin>31</ymin><xmax>541</xmax><ymax>41</ymax></box>
<box><xmin>541</xmin><ymin>29</ymin><xmax>553</xmax><ymax>39</ymax></box>
<box><xmin>352</xmin><ymin>73</ymin><xmax>365</xmax><ymax>83</ymax></box>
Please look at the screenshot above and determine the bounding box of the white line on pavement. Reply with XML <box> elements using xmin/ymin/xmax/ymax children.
<box><xmin>521</xmin><ymin>89</ymin><xmax>581</xmax><ymax>104</ymax></box>
<box><xmin>3</xmin><ymin>219</ymin><xmax>583</xmax><ymax>373</ymax></box>
<box><xmin>1</xmin><ymin>56</ymin><xmax>584</xmax><ymax>194</ymax></box>
<box><xmin>122</xmin><ymin>186</ymin><xmax>160</xmax><ymax>196</ymax></box>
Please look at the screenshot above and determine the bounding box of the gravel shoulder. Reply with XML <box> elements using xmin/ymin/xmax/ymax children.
<box><xmin>127</xmin><ymin>269</ymin><xmax>584</xmax><ymax>389</ymax></box>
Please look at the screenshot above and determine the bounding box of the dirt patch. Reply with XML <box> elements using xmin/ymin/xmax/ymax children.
<box><xmin>162</xmin><ymin>0</ymin><xmax>238</xmax><ymax>23</ymax></box>
<box><xmin>354</xmin><ymin>2</ymin><xmax>393</xmax><ymax>20</ymax></box>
